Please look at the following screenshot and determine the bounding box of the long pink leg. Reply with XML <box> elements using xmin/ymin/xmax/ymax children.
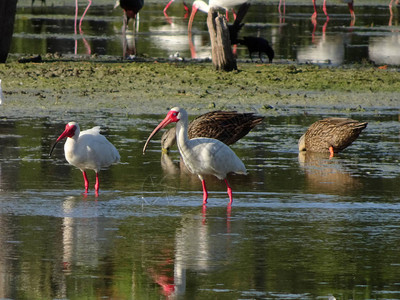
<box><xmin>82</xmin><ymin>171</ymin><xmax>89</xmax><ymax>192</ymax></box>
<box><xmin>322</xmin><ymin>0</ymin><xmax>329</xmax><ymax>21</ymax></box>
<box><xmin>79</xmin><ymin>0</ymin><xmax>92</xmax><ymax>33</ymax></box>
<box><xmin>95</xmin><ymin>172</ymin><xmax>100</xmax><ymax>193</ymax></box>
<box><xmin>163</xmin><ymin>0</ymin><xmax>174</xmax><ymax>13</ymax></box>
<box><xmin>201</xmin><ymin>179</ymin><xmax>208</xmax><ymax>205</ymax></box>
<box><xmin>75</xmin><ymin>0</ymin><xmax>78</xmax><ymax>35</ymax></box>
<box><xmin>224</xmin><ymin>179</ymin><xmax>233</xmax><ymax>205</ymax></box>
<box><xmin>311</xmin><ymin>0</ymin><xmax>317</xmax><ymax>19</ymax></box>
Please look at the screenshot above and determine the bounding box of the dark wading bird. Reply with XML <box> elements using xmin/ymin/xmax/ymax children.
<box><xmin>237</xmin><ymin>36</ymin><xmax>275</xmax><ymax>63</ymax></box>
<box><xmin>119</xmin><ymin>0</ymin><xmax>144</xmax><ymax>32</ymax></box>
<box><xmin>298</xmin><ymin>117</ymin><xmax>368</xmax><ymax>158</ymax></box>
<box><xmin>143</xmin><ymin>107</ymin><xmax>247</xmax><ymax>206</ymax></box>
<box><xmin>50</xmin><ymin>122</ymin><xmax>120</xmax><ymax>195</ymax></box>
<box><xmin>160</xmin><ymin>110</ymin><xmax>264</xmax><ymax>153</ymax></box>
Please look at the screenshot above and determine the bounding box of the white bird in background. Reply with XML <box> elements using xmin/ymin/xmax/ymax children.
<box><xmin>188</xmin><ymin>0</ymin><xmax>248</xmax><ymax>32</ymax></box>
<box><xmin>143</xmin><ymin>107</ymin><xmax>247</xmax><ymax>205</ymax></box>
<box><xmin>0</xmin><ymin>79</ymin><xmax>4</xmax><ymax>105</ymax></box>
<box><xmin>50</xmin><ymin>122</ymin><xmax>120</xmax><ymax>195</ymax></box>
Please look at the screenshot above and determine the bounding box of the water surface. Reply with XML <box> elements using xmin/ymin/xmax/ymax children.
<box><xmin>0</xmin><ymin>111</ymin><xmax>400</xmax><ymax>299</ymax></box>
<box><xmin>10</xmin><ymin>0</ymin><xmax>400</xmax><ymax>65</ymax></box>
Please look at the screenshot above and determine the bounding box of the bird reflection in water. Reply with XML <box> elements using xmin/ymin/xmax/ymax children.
<box><xmin>163</xmin><ymin>0</ymin><xmax>190</xmax><ymax>24</ymax></box>
<box><xmin>74</xmin><ymin>0</ymin><xmax>92</xmax><ymax>55</ymax></box>
<box><xmin>115</xmin><ymin>0</ymin><xmax>144</xmax><ymax>58</ymax></box>
<box><xmin>146</xmin><ymin>207</ymin><xmax>232</xmax><ymax>298</ymax></box>
<box><xmin>298</xmin><ymin>151</ymin><xmax>362</xmax><ymax>195</ymax></box>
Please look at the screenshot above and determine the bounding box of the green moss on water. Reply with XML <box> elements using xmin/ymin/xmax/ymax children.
<box><xmin>0</xmin><ymin>61</ymin><xmax>399</xmax><ymax>117</ymax></box>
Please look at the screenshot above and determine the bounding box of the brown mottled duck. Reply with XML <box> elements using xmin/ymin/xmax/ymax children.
<box><xmin>298</xmin><ymin>117</ymin><xmax>368</xmax><ymax>157</ymax></box>
<box><xmin>161</xmin><ymin>110</ymin><xmax>264</xmax><ymax>153</ymax></box>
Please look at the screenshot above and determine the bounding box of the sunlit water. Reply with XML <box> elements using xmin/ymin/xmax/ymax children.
<box><xmin>10</xmin><ymin>0</ymin><xmax>400</xmax><ymax>65</ymax></box>
<box><xmin>0</xmin><ymin>110</ymin><xmax>400</xmax><ymax>299</ymax></box>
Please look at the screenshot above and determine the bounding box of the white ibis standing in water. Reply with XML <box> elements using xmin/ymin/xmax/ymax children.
<box><xmin>311</xmin><ymin>0</ymin><xmax>355</xmax><ymax>21</ymax></box>
<box><xmin>161</xmin><ymin>110</ymin><xmax>264</xmax><ymax>153</ymax></box>
<box><xmin>298</xmin><ymin>117</ymin><xmax>367</xmax><ymax>158</ymax></box>
<box><xmin>143</xmin><ymin>107</ymin><xmax>247</xmax><ymax>205</ymax></box>
<box><xmin>50</xmin><ymin>122</ymin><xmax>120</xmax><ymax>194</ymax></box>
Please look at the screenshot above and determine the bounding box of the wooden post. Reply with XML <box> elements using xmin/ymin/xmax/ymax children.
<box><xmin>207</xmin><ymin>8</ymin><xmax>237</xmax><ymax>72</ymax></box>
<box><xmin>0</xmin><ymin>0</ymin><xmax>18</xmax><ymax>63</ymax></box>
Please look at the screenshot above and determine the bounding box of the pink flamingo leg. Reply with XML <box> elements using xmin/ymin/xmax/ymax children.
<box><xmin>163</xmin><ymin>0</ymin><xmax>174</xmax><ymax>13</ymax></box>
<box><xmin>79</xmin><ymin>0</ymin><xmax>92</xmax><ymax>33</ymax></box>
<box><xmin>312</xmin><ymin>0</ymin><xmax>317</xmax><ymax>19</ymax></box>
<box><xmin>201</xmin><ymin>179</ymin><xmax>208</xmax><ymax>204</ymax></box>
<box><xmin>183</xmin><ymin>2</ymin><xmax>189</xmax><ymax>13</ymax></box>
<box><xmin>75</xmin><ymin>0</ymin><xmax>78</xmax><ymax>35</ymax></box>
<box><xmin>322</xmin><ymin>0</ymin><xmax>329</xmax><ymax>21</ymax></box>
<box><xmin>82</xmin><ymin>171</ymin><xmax>89</xmax><ymax>192</ymax></box>
<box><xmin>74</xmin><ymin>0</ymin><xmax>79</xmax><ymax>54</ymax></box>
<box><xmin>224</xmin><ymin>179</ymin><xmax>233</xmax><ymax>205</ymax></box>
<box><xmin>95</xmin><ymin>172</ymin><xmax>100</xmax><ymax>193</ymax></box>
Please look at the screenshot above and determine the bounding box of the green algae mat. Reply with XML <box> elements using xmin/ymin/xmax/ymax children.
<box><xmin>0</xmin><ymin>61</ymin><xmax>399</xmax><ymax>117</ymax></box>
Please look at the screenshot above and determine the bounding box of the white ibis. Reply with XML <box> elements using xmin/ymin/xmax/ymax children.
<box><xmin>298</xmin><ymin>117</ymin><xmax>367</xmax><ymax>158</ymax></box>
<box><xmin>0</xmin><ymin>79</ymin><xmax>4</xmax><ymax>105</ymax></box>
<box><xmin>50</xmin><ymin>122</ymin><xmax>120</xmax><ymax>194</ymax></box>
<box><xmin>311</xmin><ymin>0</ymin><xmax>355</xmax><ymax>21</ymax></box>
<box><xmin>161</xmin><ymin>110</ymin><xmax>264</xmax><ymax>153</ymax></box>
<box><xmin>143</xmin><ymin>107</ymin><xmax>247</xmax><ymax>205</ymax></box>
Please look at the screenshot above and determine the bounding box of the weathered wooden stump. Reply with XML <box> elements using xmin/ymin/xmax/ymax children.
<box><xmin>207</xmin><ymin>8</ymin><xmax>237</xmax><ymax>72</ymax></box>
<box><xmin>0</xmin><ymin>0</ymin><xmax>18</xmax><ymax>63</ymax></box>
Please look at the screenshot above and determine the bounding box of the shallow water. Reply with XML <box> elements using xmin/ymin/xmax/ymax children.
<box><xmin>1</xmin><ymin>110</ymin><xmax>400</xmax><ymax>299</ymax></box>
<box><xmin>10</xmin><ymin>0</ymin><xmax>400</xmax><ymax>65</ymax></box>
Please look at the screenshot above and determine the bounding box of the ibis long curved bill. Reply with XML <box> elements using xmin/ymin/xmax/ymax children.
<box><xmin>49</xmin><ymin>124</ymin><xmax>76</xmax><ymax>156</ymax></box>
<box><xmin>142</xmin><ymin>107</ymin><xmax>247</xmax><ymax>206</ymax></box>
<box><xmin>143</xmin><ymin>110</ymin><xmax>179</xmax><ymax>154</ymax></box>
<box><xmin>49</xmin><ymin>122</ymin><xmax>120</xmax><ymax>194</ymax></box>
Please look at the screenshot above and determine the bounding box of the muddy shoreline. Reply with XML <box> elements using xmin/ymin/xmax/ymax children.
<box><xmin>0</xmin><ymin>60</ymin><xmax>399</xmax><ymax>118</ymax></box>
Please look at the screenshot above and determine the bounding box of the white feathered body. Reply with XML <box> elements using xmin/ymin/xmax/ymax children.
<box><xmin>175</xmin><ymin>116</ymin><xmax>246</xmax><ymax>180</ymax></box>
<box><xmin>64</xmin><ymin>126</ymin><xmax>120</xmax><ymax>173</ymax></box>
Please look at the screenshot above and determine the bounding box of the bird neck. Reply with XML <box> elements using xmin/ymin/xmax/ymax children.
<box><xmin>175</xmin><ymin>117</ymin><xmax>190</xmax><ymax>155</ymax></box>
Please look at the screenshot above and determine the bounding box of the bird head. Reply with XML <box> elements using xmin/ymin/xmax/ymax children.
<box><xmin>143</xmin><ymin>107</ymin><xmax>182</xmax><ymax>155</ymax></box>
<box><xmin>49</xmin><ymin>122</ymin><xmax>79</xmax><ymax>156</ymax></box>
<box><xmin>161</xmin><ymin>127</ymin><xmax>177</xmax><ymax>154</ymax></box>
<box><xmin>298</xmin><ymin>134</ymin><xmax>306</xmax><ymax>152</ymax></box>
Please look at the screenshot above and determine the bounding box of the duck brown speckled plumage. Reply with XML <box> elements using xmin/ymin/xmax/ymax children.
<box><xmin>298</xmin><ymin>117</ymin><xmax>368</xmax><ymax>157</ymax></box>
<box><xmin>161</xmin><ymin>110</ymin><xmax>264</xmax><ymax>153</ymax></box>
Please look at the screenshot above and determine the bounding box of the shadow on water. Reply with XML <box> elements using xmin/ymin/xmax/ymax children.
<box><xmin>10</xmin><ymin>0</ymin><xmax>400</xmax><ymax>65</ymax></box>
<box><xmin>0</xmin><ymin>111</ymin><xmax>400</xmax><ymax>298</ymax></box>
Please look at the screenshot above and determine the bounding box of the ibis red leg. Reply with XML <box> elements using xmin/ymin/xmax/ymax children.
<box><xmin>95</xmin><ymin>172</ymin><xmax>100</xmax><ymax>192</ymax></box>
<box><xmin>225</xmin><ymin>179</ymin><xmax>233</xmax><ymax>204</ymax></box>
<box><xmin>82</xmin><ymin>171</ymin><xmax>89</xmax><ymax>192</ymax></box>
<box><xmin>201</xmin><ymin>179</ymin><xmax>208</xmax><ymax>205</ymax></box>
<box><xmin>329</xmin><ymin>146</ymin><xmax>334</xmax><ymax>158</ymax></box>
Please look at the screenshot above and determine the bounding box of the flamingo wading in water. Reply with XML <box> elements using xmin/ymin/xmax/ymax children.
<box><xmin>311</xmin><ymin>0</ymin><xmax>355</xmax><ymax>21</ymax></box>
<box><xmin>143</xmin><ymin>107</ymin><xmax>247</xmax><ymax>205</ymax></box>
<box><xmin>50</xmin><ymin>122</ymin><xmax>120</xmax><ymax>194</ymax></box>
